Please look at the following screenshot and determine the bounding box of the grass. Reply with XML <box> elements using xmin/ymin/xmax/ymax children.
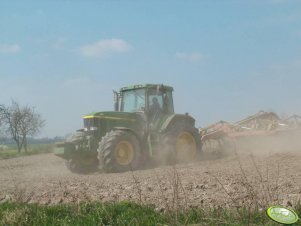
<box><xmin>0</xmin><ymin>144</ymin><xmax>54</xmax><ymax>159</ymax></box>
<box><xmin>1</xmin><ymin>201</ymin><xmax>300</xmax><ymax>226</ymax></box>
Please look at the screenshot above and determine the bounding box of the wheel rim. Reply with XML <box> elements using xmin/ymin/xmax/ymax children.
<box><xmin>114</xmin><ymin>141</ymin><xmax>134</xmax><ymax>165</ymax></box>
<box><xmin>176</xmin><ymin>132</ymin><xmax>197</xmax><ymax>160</ymax></box>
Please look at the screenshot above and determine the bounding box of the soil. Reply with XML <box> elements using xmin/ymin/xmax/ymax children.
<box><xmin>0</xmin><ymin>134</ymin><xmax>300</xmax><ymax>210</ymax></box>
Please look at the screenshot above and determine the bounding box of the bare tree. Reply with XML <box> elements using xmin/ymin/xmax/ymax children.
<box><xmin>0</xmin><ymin>104</ymin><xmax>4</xmax><ymax>126</ymax></box>
<box><xmin>0</xmin><ymin>104</ymin><xmax>5</xmax><ymax>139</ymax></box>
<box><xmin>0</xmin><ymin>101</ymin><xmax>45</xmax><ymax>152</ymax></box>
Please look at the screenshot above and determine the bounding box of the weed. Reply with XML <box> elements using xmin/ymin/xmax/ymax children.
<box><xmin>130</xmin><ymin>169</ymin><xmax>143</xmax><ymax>204</ymax></box>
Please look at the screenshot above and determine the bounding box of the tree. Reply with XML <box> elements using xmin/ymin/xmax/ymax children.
<box><xmin>0</xmin><ymin>101</ymin><xmax>45</xmax><ymax>152</ymax></box>
<box><xmin>0</xmin><ymin>104</ymin><xmax>7</xmax><ymax>138</ymax></box>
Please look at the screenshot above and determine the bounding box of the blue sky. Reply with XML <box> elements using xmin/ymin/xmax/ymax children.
<box><xmin>0</xmin><ymin>0</ymin><xmax>301</xmax><ymax>137</ymax></box>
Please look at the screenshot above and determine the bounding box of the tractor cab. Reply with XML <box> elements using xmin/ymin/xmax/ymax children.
<box><xmin>117</xmin><ymin>84</ymin><xmax>174</xmax><ymax>123</ymax></box>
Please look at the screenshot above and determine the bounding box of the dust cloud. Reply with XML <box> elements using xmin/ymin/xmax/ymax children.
<box><xmin>234</xmin><ymin>130</ymin><xmax>301</xmax><ymax>156</ymax></box>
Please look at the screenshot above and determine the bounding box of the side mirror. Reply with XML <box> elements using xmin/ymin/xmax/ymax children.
<box><xmin>113</xmin><ymin>90</ymin><xmax>119</xmax><ymax>111</ymax></box>
<box><xmin>267</xmin><ymin>206</ymin><xmax>299</xmax><ymax>225</ymax></box>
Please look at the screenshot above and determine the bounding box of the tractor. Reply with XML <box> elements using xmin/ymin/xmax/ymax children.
<box><xmin>55</xmin><ymin>84</ymin><xmax>202</xmax><ymax>173</ymax></box>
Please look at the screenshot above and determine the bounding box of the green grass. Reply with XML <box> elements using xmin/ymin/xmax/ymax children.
<box><xmin>0</xmin><ymin>144</ymin><xmax>54</xmax><ymax>159</ymax></box>
<box><xmin>0</xmin><ymin>201</ymin><xmax>300</xmax><ymax>226</ymax></box>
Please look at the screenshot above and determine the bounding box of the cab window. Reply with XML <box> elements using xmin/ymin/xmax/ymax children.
<box><xmin>163</xmin><ymin>91</ymin><xmax>174</xmax><ymax>113</ymax></box>
<box><xmin>148</xmin><ymin>89</ymin><xmax>163</xmax><ymax>110</ymax></box>
<box><xmin>120</xmin><ymin>89</ymin><xmax>145</xmax><ymax>112</ymax></box>
<box><xmin>147</xmin><ymin>89</ymin><xmax>174</xmax><ymax>114</ymax></box>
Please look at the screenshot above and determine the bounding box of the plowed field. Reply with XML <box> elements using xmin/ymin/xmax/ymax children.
<box><xmin>1</xmin><ymin>134</ymin><xmax>300</xmax><ymax>210</ymax></box>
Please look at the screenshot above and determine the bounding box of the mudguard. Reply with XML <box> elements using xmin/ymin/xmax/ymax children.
<box><xmin>159</xmin><ymin>114</ymin><xmax>196</xmax><ymax>133</ymax></box>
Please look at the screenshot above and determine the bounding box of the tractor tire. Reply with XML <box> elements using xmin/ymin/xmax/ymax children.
<box><xmin>65</xmin><ymin>157</ymin><xmax>98</xmax><ymax>174</ymax></box>
<box><xmin>97</xmin><ymin>130</ymin><xmax>141</xmax><ymax>173</ymax></box>
<box><xmin>160</xmin><ymin>123</ymin><xmax>202</xmax><ymax>164</ymax></box>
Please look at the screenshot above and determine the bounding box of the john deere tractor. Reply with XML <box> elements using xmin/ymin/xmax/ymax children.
<box><xmin>55</xmin><ymin>84</ymin><xmax>202</xmax><ymax>173</ymax></box>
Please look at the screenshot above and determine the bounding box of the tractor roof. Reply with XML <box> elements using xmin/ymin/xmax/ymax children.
<box><xmin>120</xmin><ymin>84</ymin><xmax>173</xmax><ymax>92</ymax></box>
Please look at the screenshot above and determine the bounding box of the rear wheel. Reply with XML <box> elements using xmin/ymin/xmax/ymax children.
<box><xmin>97</xmin><ymin>130</ymin><xmax>141</xmax><ymax>173</ymax></box>
<box><xmin>161</xmin><ymin>123</ymin><xmax>202</xmax><ymax>164</ymax></box>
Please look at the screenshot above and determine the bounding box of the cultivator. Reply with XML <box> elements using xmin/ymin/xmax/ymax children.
<box><xmin>200</xmin><ymin>111</ymin><xmax>301</xmax><ymax>153</ymax></box>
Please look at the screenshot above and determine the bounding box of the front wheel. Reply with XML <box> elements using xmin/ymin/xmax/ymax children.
<box><xmin>97</xmin><ymin>130</ymin><xmax>141</xmax><ymax>173</ymax></box>
<box><xmin>65</xmin><ymin>157</ymin><xmax>98</xmax><ymax>174</ymax></box>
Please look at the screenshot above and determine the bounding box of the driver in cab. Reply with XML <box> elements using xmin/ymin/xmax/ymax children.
<box><xmin>149</xmin><ymin>97</ymin><xmax>161</xmax><ymax>118</ymax></box>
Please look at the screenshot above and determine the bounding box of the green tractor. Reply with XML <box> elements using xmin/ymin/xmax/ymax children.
<box><xmin>55</xmin><ymin>84</ymin><xmax>202</xmax><ymax>173</ymax></box>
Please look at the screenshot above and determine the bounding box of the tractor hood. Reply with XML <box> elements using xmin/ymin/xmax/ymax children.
<box><xmin>82</xmin><ymin>111</ymin><xmax>143</xmax><ymax>139</ymax></box>
<box><xmin>83</xmin><ymin>111</ymin><xmax>137</xmax><ymax>122</ymax></box>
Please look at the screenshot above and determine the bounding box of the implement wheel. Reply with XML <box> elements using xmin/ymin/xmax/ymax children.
<box><xmin>97</xmin><ymin>130</ymin><xmax>141</xmax><ymax>173</ymax></box>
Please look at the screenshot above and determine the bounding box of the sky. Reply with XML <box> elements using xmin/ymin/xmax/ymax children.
<box><xmin>0</xmin><ymin>0</ymin><xmax>301</xmax><ymax>137</ymax></box>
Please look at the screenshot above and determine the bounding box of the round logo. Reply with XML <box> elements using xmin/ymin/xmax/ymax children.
<box><xmin>267</xmin><ymin>206</ymin><xmax>299</xmax><ymax>225</ymax></box>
